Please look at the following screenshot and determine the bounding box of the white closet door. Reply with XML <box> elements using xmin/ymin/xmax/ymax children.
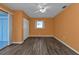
<box><xmin>23</xmin><ymin>18</ymin><xmax>29</xmax><ymax>40</ymax></box>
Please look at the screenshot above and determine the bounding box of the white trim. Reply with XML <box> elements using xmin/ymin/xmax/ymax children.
<box><xmin>29</xmin><ymin>35</ymin><xmax>53</xmax><ymax>37</ymax></box>
<box><xmin>12</xmin><ymin>41</ymin><xmax>24</xmax><ymax>44</ymax></box>
<box><xmin>53</xmin><ymin>35</ymin><xmax>79</xmax><ymax>54</ymax></box>
<box><xmin>8</xmin><ymin>13</ymin><xmax>9</xmax><ymax>45</ymax></box>
<box><xmin>35</xmin><ymin>20</ymin><xmax>45</xmax><ymax>29</ymax></box>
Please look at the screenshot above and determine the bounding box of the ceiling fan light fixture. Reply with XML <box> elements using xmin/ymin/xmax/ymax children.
<box><xmin>40</xmin><ymin>9</ymin><xmax>46</xmax><ymax>13</ymax></box>
<box><xmin>34</xmin><ymin>3</ymin><xmax>50</xmax><ymax>13</ymax></box>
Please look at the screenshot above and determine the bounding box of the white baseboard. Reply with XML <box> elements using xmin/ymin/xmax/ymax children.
<box><xmin>13</xmin><ymin>41</ymin><xmax>24</xmax><ymax>44</ymax></box>
<box><xmin>29</xmin><ymin>35</ymin><xmax>53</xmax><ymax>37</ymax></box>
<box><xmin>53</xmin><ymin>35</ymin><xmax>79</xmax><ymax>54</ymax></box>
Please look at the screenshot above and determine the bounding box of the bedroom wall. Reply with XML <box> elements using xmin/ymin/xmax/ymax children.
<box><xmin>12</xmin><ymin>11</ymin><xmax>24</xmax><ymax>43</ymax></box>
<box><xmin>29</xmin><ymin>18</ymin><xmax>54</xmax><ymax>37</ymax></box>
<box><xmin>53</xmin><ymin>4</ymin><xmax>79</xmax><ymax>52</ymax></box>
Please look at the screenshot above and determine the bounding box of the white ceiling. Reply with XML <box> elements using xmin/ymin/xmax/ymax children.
<box><xmin>4</xmin><ymin>3</ymin><xmax>71</xmax><ymax>18</ymax></box>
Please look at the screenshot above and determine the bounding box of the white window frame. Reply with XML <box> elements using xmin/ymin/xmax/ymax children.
<box><xmin>35</xmin><ymin>20</ymin><xmax>44</xmax><ymax>29</ymax></box>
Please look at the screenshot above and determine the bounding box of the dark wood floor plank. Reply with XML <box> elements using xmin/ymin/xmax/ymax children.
<box><xmin>0</xmin><ymin>37</ymin><xmax>78</xmax><ymax>55</ymax></box>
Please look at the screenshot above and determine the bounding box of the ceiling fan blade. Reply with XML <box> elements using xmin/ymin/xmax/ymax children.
<box><xmin>45</xmin><ymin>6</ymin><xmax>51</xmax><ymax>9</ymax></box>
<box><xmin>34</xmin><ymin>10</ymin><xmax>40</xmax><ymax>13</ymax></box>
<box><xmin>37</xmin><ymin>3</ymin><xmax>47</xmax><ymax>9</ymax></box>
<box><xmin>38</xmin><ymin>4</ymin><xmax>43</xmax><ymax>9</ymax></box>
<box><xmin>34</xmin><ymin>4</ymin><xmax>50</xmax><ymax>14</ymax></box>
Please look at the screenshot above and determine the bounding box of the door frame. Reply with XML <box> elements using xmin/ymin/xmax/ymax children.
<box><xmin>8</xmin><ymin>13</ymin><xmax>12</xmax><ymax>45</ymax></box>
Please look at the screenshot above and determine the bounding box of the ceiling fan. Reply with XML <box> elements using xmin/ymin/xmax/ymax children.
<box><xmin>34</xmin><ymin>3</ymin><xmax>51</xmax><ymax>13</ymax></box>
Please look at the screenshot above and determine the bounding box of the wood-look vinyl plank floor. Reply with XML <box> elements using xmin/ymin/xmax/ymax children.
<box><xmin>0</xmin><ymin>37</ymin><xmax>78</xmax><ymax>55</ymax></box>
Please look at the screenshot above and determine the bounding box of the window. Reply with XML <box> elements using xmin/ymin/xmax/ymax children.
<box><xmin>36</xmin><ymin>20</ymin><xmax>44</xmax><ymax>29</ymax></box>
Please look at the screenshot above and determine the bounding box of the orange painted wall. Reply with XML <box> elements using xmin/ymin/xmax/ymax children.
<box><xmin>12</xmin><ymin>11</ymin><xmax>24</xmax><ymax>42</ymax></box>
<box><xmin>12</xmin><ymin>10</ymin><xmax>30</xmax><ymax>43</ymax></box>
<box><xmin>53</xmin><ymin>4</ymin><xmax>79</xmax><ymax>52</ymax></box>
<box><xmin>29</xmin><ymin>18</ymin><xmax>54</xmax><ymax>36</ymax></box>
